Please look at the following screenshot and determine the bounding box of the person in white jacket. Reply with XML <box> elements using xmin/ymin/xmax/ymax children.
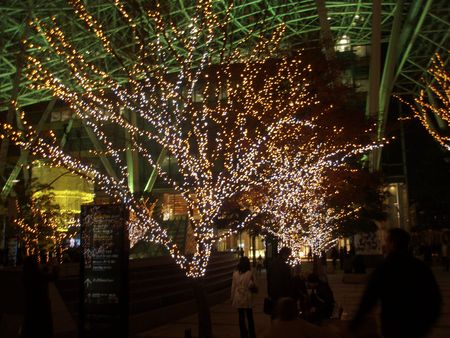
<box><xmin>231</xmin><ymin>256</ymin><xmax>257</xmax><ymax>338</ymax></box>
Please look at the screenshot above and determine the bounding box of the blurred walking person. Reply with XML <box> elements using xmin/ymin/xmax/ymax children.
<box><xmin>22</xmin><ymin>255</ymin><xmax>58</xmax><ymax>338</ymax></box>
<box><xmin>267</xmin><ymin>247</ymin><xmax>293</xmax><ymax>318</ymax></box>
<box><xmin>349</xmin><ymin>228</ymin><xmax>442</xmax><ymax>338</ymax></box>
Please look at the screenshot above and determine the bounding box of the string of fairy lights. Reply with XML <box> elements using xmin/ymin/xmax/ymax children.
<box><xmin>398</xmin><ymin>52</ymin><xmax>449</xmax><ymax>151</ymax></box>
<box><xmin>13</xmin><ymin>186</ymin><xmax>68</xmax><ymax>262</ymax></box>
<box><xmin>2</xmin><ymin>0</ymin><xmax>388</xmax><ymax>276</ymax></box>
<box><xmin>210</xmin><ymin>116</ymin><xmax>386</xmax><ymax>265</ymax></box>
<box><xmin>245</xmin><ymin>136</ymin><xmax>382</xmax><ymax>264</ymax></box>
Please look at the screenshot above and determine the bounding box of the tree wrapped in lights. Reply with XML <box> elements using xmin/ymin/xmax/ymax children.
<box><xmin>259</xmin><ymin>140</ymin><xmax>379</xmax><ymax>263</ymax></box>
<box><xmin>400</xmin><ymin>52</ymin><xmax>449</xmax><ymax>151</ymax></box>
<box><xmin>216</xmin><ymin>123</ymin><xmax>384</xmax><ymax>265</ymax></box>
<box><xmin>13</xmin><ymin>180</ymin><xmax>67</xmax><ymax>261</ymax></box>
<box><xmin>216</xmin><ymin>83</ymin><xmax>385</xmax><ymax>255</ymax></box>
<box><xmin>253</xmin><ymin>48</ymin><xmax>389</xmax><ymax>263</ymax></box>
<box><xmin>1</xmin><ymin>0</ymin><xmax>323</xmax><ymax>278</ymax></box>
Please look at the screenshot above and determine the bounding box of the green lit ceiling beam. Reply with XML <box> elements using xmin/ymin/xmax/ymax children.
<box><xmin>0</xmin><ymin>99</ymin><xmax>57</xmax><ymax>200</ymax></box>
<box><xmin>0</xmin><ymin>42</ymin><xmax>26</xmax><ymax>180</ymax></box>
<box><xmin>393</xmin><ymin>0</ymin><xmax>433</xmax><ymax>84</ymax></box>
<box><xmin>399</xmin><ymin>71</ymin><xmax>426</xmax><ymax>86</ymax></box>
<box><xmin>407</xmin><ymin>58</ymin><xmax>429</xmax><ymax>74</ymax></box>
<box><xmin>392</xmin><ymin>0</ymin><xmax>448</xmax><ymax>96</ymax></box>
<box><xmin>1</xmin><ymin>0</ymin><xmax>132</xmax><ymax>108</ymax></box>
<box><xmin>1</xmin><ymin>0</ymin><xmax>447</xmax><ymax>179</ymax></box>
<box><xmin>123</xmin><ymin>109</ymin><xmax>140</xmax><ymax>194</ymax></box>
<box><xmin>418</xmin><ymin>32</ymin><xmax>448</xmax><ymax>49</ymax></box>
<box><xmin>429</xmin><ymin>12</ymin><xmax>449</xmax><ymax>25</ymax></box>
<box><xmin>143</xmin><ymin>148</ymin><xmax>167</xmax><ymax>193</ymax></box>
<box><xmin>2</xmin><ymin>0</ymin><xmax>403</xmax><ymax>110</ymax></box>
<box><xmin>377</xmin><ymin>0</ymin><xmax>404</xmax><ymax>143</ymax></box>
<box><xmin>373</xmin><ymin>0</ymin><xmax>433</xmax><ymax>171</ymax></box>
<box><xmin>366</xmin><ymin>0</ymin><xmax>381</xmax><ymax>121</ymax></box>
<box><xmin>59</xmin><ymin>117</ymin><xmax>74</xmax><ymax>149</ymax></box>
<box><xmin>409</xmin><ymin>29</ymin><xmax>449</xmax><ymax>94</ymax></box>
<box><xmin>82</xmin><ymin>123</ymin><xmax>118</xmax><ymax>181</ymax></box>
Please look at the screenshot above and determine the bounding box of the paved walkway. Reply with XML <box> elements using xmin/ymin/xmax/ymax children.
<box><xmin>137</xmin><ymin>266</ymin><xmax>450</xmax><ymax>338</ymax></box>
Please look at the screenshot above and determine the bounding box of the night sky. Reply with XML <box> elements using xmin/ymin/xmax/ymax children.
<box><xmin>382</xmin><ymin>112</ymin><xmax>450</xmax><ymax>229</ymax></box>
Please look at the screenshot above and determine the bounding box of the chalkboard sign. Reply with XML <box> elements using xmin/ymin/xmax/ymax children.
<box><xmin>80</xmin><ymin>204</ymin><xmax>129</xmax><ymax>338</ymax></box>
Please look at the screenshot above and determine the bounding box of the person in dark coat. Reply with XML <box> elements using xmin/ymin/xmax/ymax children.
<box><xmin>262</xmin><ymin>297</ymin><xmax>341</xmax><ymax>338</ymax></box>
<box><xmin>304</xmin><ymin>273</ymin><xmax>335</xmax><ymax>324</ymax></box>
<box><xmin>349</xmin><ymin>228</ymin><xmax>442</xmax><ymax>338</ymax></box>
<box><xmin>267</xmin><ymin>247</ymin><xmax>292</xmax><ymax>317</ymax></box>
<box><xmin>291</xmin><ymin>265</ymin><xmax>308</xmax><ymax>316</ymax></box>
<box><xmin>22</xmin><ymin>255</ymin><xmax>57</xmax><ymax>338</ymax></box>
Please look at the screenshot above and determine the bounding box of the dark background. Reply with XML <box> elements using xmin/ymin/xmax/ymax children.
<box><xmin>382</xmin><ymin>106</ymin><xmax>450</xmax><ymax>230</ymax></box>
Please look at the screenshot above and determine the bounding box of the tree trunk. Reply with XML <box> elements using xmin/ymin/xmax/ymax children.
<box><xmin>251</xmin><ymin>235</ymin><xmax>256</xmax><ymax>267</ymax></box>
<box><xmin>192</xmin><ymin>277</ymin><xmax>213</xmax><ymax>338</ymax></box>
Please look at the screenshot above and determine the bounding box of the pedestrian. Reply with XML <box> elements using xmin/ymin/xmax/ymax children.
<box><xmin>339</xmin><ymin>248</ymin><xmax>345</xmax><ymax>270</ymax></box>
<box><xmin>320</xmin><ymin>250</ymin><xmax>327</xmax><ymax>274</ymax></box>
<box><xmin>349</xmin><ymin>228</ymin><xmax>442</xmax><ymax>338</ymax></box>
<box><xmin>331</xmin><ymin>247</ymin><xmax>338</xmax><ymax>273</ymax></box>
<box><xmin>267</xmin><ymin>247</ymin><xmax>292</xmax><ymax>318</ymax></box>
<box><xmin>441</xmin><ymin>238</ymin><xmax>449</xmax><ymax>272</ymax></box>
<box><xmin>22</xmin><ymin>254</ymin><xmax>58</xmax><ymax>338</ymax></box>
<box><xmin>231</xmin><ymin>256</ymin><xmax>257</xmax><ymax>338</ymax></box>
<box><xmin>352</xmin><ymin>254</ymin><xmax>366</xmax><ymax>274</ymax></box>
<box><xmin>239</xmin><ymin>247</ymin><xmax>245</xmax><ymax>258</ymax></box>
<box><xmin>343</xmin><ymin>248</ymin><xmax>354</xmax><ymax>273</ymax></box>
<box><xmin>256</xmin><ymin>255</ymin><xmax>264</xmax><ymax>275</ymax></box>
<box><xmin>423</xmin><ymin>243</ymin><xmax>433</xmax><ymax>266</ymax></box>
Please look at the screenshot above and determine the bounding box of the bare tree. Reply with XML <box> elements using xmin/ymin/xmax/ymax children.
<box><xmin>399</xmin><ymin>52</ymin><xmax>449</xmax><ymax>151</ymax></box>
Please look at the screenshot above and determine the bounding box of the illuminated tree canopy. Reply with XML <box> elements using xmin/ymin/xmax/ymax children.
<box><xmin>1</xmin><ymin>0</ymin><xmax>388</xmax><ymax>276</ymax></box>
<box><xmin>1</xmin><ymin>0</ymin><xmax>313</xmax><ymax>277</ymax></box>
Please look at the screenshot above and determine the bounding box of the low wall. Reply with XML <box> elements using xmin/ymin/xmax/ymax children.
<box><xmin>55</xmin><ymin>252</ymin><xmax>237</xmax><ymax>335</ymax></box>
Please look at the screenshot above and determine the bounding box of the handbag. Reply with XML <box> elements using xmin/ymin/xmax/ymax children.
<box><xmin>249</xmin><ymin>276</ymin><xmax>258</xmax><ymax>294</ymax></box>
<box><xmin>249</xmin><ymin>283</ymin><xmax>258</xmax><ymax>294</ymax></box>
<box><xmin>263</xmin><ymin>297</ymin><xmax>273</xmax><ymax>315</ymax></box>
